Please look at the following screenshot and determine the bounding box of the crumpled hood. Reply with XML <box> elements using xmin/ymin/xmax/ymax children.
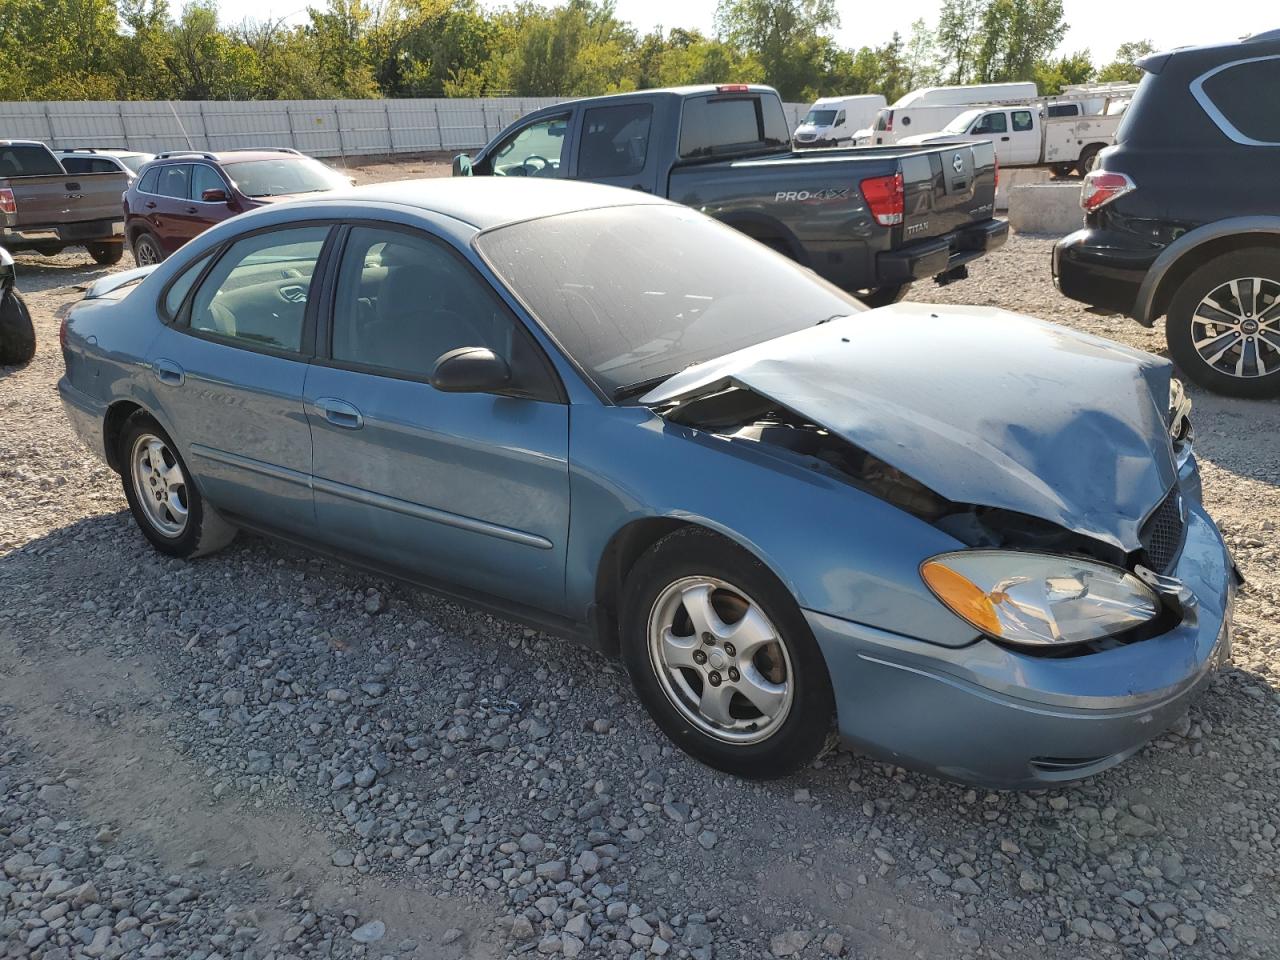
<box><xmin>642</xmin><ymin>304</ymin><xmax>1177</xmax><ymax>552</ymax></box>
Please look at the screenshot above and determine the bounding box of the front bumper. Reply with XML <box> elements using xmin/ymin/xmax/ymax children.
<box><xmin>1053</xmin><ymin>227</ymin><xmax>1161</xmax><ymax>322</ymax></box>
<box><xmin>878</xmin><ymin>218</ymin><xmax>1009</xmax><ymax>287</ymax></box>
<box><xmin>807</xmin><ymin>499</ymin><xmax>1235</xmax><ymax>790</ymax></box>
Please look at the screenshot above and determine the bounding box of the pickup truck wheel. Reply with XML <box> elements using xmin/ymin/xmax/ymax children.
<box><xmin>0</xmin><ymin>288</ymin><xmax>35</xmax><ymax>366</ymax></box>
<box><xmin>132</xmin><ymin>233</ymin><xmax>164</xmax><ymax>266</ymax></box>
<box><xmin>857</xmin><ymin>284</ymin><xmax>910</xmax><ymax>308</ymax></box>
<box><xmin>1166</xmin><ymin>248</ymin><xmax>1280</xmax><ymax>399</ymax></box>
<box><xmin>620</xmin><ymin>528</ymin><xmax>836</xmax><ymax>779</ymax></box>
<box><xmin>87</xmin><ymin>242</ymin><xmax>124</xmax><ymax>266</ymax></box>
<box><xmin>1076</xmin><ymin>145</ymin><xmax>1103</xmax><ymax>177</ymax></box>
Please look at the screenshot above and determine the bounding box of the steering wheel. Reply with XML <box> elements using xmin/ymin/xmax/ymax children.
<box><xmin>522</xmin><ymin>155</ymin><xmax>550</xmax><ymax>175</ymax></box>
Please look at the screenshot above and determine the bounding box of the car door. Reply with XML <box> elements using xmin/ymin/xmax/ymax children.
<box><xmin>480</xmin><ymin>114</ymin><xmax>571</xmax><ymax>178</ymax></box>
<box><xmin>303</xmin><ymin>223</ymin><xmax>571</xmax><ymax>612</ymax></box>
<box><xmin>574</xmin><ymin>102</ymin><xmax>657</xmax><ymax>191</ymax></box>
<box><xmin>146</xmin><ymin>224</ymin><xmax>332</xmax><ymax>534</ymax></box>
<box><xmin>149</xmin><ymin>163</ymin><xmax>197</xmax><ymax>254</ymax></box>
<box><xmin>1008</xmin><ymin>109</ymin><xmax>1041</xmax><ymax>164</ymax></box>
<box><xmin>969</xmin><ymin>111</ymin><xmax>1011</xmax><ymax>163</ymax></box>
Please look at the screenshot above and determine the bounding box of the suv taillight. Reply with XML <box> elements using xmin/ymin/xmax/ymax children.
<box><xmin>1081</xmin><ymin>170</ymin><xmax>1135</xmax><ymax>213</ymax></box>
<box><xmin>0</xmin><ymin>188</ymin><xmax>15</xmax><ymax>215</ymax></box>
<box><xmin>860</xmin><ymin>172</ymin><xmax>904</xmax><ymax>226</ymax></box>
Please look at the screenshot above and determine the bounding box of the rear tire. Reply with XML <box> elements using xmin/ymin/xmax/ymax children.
<box><xmin>1166</xmin><ymin>248</ymin><xmax>1280</xmax><ymax>399</ymax></box>
<box><xmin>118</xmin><ymin>412</ymin><xmax>236</xmax><ymax>558</ymax></box>
<box><xmin>1076</xmin><ymin>144</ymin><xmax>1103</xmax><ymax>177</ymax></box>
<box><xmin>857</xmin><ymin>284</ymin><xmax>910</xmax><ymax>308</ymax></box>
<box><xmin>87</xmin><ymin>242</ymin><xmax>125</xmax><ymax>266</ymax></box>
<box><xmin>0</xmin><ymin>288</ymin><xmax>35</xmax><ymax>366</ymax></box>
<box><xmin>131</xmin><ymin>232</ymin><xmax>165</xmax><ymax>266</ymax></box>
<box><xmin>620</xmin><ymin>528</ymin><xmax>835</xmax><ymax>779</ymax></box>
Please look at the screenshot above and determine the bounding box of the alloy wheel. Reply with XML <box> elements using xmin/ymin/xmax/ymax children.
<box><xmin>135</xmin><ymin>237</ymin><xmax>161</xmax><ymax>266</ymax></box>
<box><xmin>1192</xmin><ymin>276</ymin><xmax>1280</xmax><ymax>379</ymax></box>
<box><xmin>130</xmin><ymin>433</ymin><xmax>189</xmax><ymax>537</ymax></box>
<box><xmin>647</xmin><ymin>576</ymin><xmax>794</xmax><ymax>745</ymax></box>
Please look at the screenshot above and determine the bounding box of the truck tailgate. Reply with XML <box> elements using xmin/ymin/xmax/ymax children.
<box><xmin>3</xmin><ymin>172</ymin><xmax>127</xmax><ymax>228</ymax></box>
<box><xmin>900</xmin><ymin>140</ymin><xmax>997</xmax><ymax>241</ymax></box>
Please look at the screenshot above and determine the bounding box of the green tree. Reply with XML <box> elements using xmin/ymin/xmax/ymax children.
<box><xmin>903</xmin><ymin>18</ymin><xmax>941</xmax><ymax>92</ymax></box>
<box><xmin>1097</xmin><ymin>39</ymin><xmax>1155</xmax><ymax>83</ymax></box>
<box><xmin>1033</xmin><ymin>49</ymin><xmax>1094</xmax><ymax>94</ymax></box>
<box><xmin>714</xmin><ymin>0</ymin><xmax>838</xmax><ymax>100</ymax></box>
<box><xmin>305</xmin><ymin>0</ymin><xmax>380</xmax><ymax>97</ymax></box>
<box><xmin>502</xmin><ymin>0</ymin><xmax>637</xmax><ymax>97</ymax></box>
<box><xmin>934</xmin><ymin>0</ymin><xmax>984</xmax><ymax>85</ymax></box>
<box><xmin>0</xmin><ymin>0</ymin><xmax>122</xmax><ymax>98</ymax></box>
<box><xmin>974</xmin><ymin>0</ymin><xmax>1067</xmax><ymax>84</ymax></box>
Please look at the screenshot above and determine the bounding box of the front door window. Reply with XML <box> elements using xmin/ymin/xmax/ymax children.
<box><xmin>492</xmin><ymin>117</ymin><xmax>568</xmax><ymax>177</ymax></box>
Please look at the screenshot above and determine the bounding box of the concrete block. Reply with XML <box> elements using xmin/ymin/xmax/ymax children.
<box><xmin>1007</xmin><ymin>182</ymin><xmax>1085</xmax><ymax>236</ymax></box>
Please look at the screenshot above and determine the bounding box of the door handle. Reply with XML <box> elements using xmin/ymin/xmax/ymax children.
<box><xmin>152</xmin><ymin>358</ymin><xmax>185</xmax><ymax>386</ymax></box>
<box><xmin>1001</xmin><ymin>136</ymin><xmax>1010</xmax><ymax>141</ymax></box>
<box><xmin>145</xmin><ymin>201</ymin><xmax>157</xmax><ymax>209</ymax></box>
<box><xmin>65</xmin><ymin>181</ymin><xmax>81</xmax><ymax>190</ymax></box>
<box><xmin>184</xmin><ymin>206</ymin><xmax>197</xmax><ymax>214</ymax></box>
<box><xmin>315</xmin><ymin>397</ymin><xmax>363</xmax><ymax>430</ymax></box>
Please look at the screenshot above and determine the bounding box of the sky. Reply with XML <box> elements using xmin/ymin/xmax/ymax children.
<box><xmin>212</xmin><ymin>0</ymin><xmax>1272</xmax><ymax>65</ymax></box>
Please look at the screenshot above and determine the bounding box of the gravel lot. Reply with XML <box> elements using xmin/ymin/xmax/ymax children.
<box><xmin>2</xmin><ymin>160</ymin><xmax>1280</xmax><ymax>960</ymax></box>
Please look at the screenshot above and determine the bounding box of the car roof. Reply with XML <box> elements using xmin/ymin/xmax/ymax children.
<box><xmin>306</xmin><ymin>177</ymin><xmax>673</xmax><ymax>230</ymax></box>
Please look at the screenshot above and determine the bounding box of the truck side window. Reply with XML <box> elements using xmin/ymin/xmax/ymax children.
<box><xmin>578</xmin><ymin>103</ymin><xmax>653</xmax><ymax>178</ymax></box>
<box><xmin>1012</xmin><ymin>111</ymin><xmax>1034</xmax><ymax>132</ymax></box>
<box><xmin>971</xmin><ymin>113</ymin><xmax>1008</xmax><ymax>134</ymax></box>
<box><xmin>835</xmin><ymin>111</ymin><xmax>846</xmax><ymax>126</ymax></box>
<box><xmin>492</xmin><ymin>117</ymin><xmax>568</xmax><ymax>178</ymax></box>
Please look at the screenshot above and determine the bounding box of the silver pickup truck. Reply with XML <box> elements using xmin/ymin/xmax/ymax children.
<box><xmin>0</xmin><ymin>140</ymin><xmax>127</xmax><ymax>265</ymax></box>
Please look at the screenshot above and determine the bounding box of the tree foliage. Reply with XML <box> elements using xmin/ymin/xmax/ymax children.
<box><xmin>0</xmin><ymin>0</ymin><xmax>1150</xmax><ymax>103</ymax></box>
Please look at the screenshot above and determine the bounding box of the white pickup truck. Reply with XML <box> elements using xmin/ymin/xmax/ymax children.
<box><xmin>898</xmin><ymin>100</ymin><xmax>1125</xmax><ymax>176</ymax></box>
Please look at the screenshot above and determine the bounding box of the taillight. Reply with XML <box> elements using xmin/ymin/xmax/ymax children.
<box><xmin>0</xmin><ymin>188</ymin><xmax>15</xmax><ymax>215</ymax></box>
<box><xmin>1081</xmin><ymin>170</ymin><xmax>1135</xmax><ymax>213</ymax></box>
<box><xmin>885</xmin><ymin>110</ymin><xmax>894</xmax><ymax>132</ymax></box>
<box><xmin>860</xmin><ymin>172</ymin><xmax>904</xmax><ymax>226</ymax></box>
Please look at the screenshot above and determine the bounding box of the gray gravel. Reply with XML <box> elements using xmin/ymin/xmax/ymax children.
<box><xmin>2</xmin><ymin>204</ymin><xmax>1280</xmax><ymax>960</ymax></box>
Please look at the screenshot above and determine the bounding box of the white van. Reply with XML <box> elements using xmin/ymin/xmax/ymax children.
<box><xmin>793</xmin><ymin>95</ymin><xmax>887</xmax><ymax>148</ymax></box>
<box><xmin>855</xmin><ymin>82</ymin><xmax>1039</xmax><ymax>146</ymax></box>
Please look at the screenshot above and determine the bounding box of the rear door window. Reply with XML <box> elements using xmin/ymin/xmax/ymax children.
<box><xmin>1196</xmin><ymin>56</ymin><xmax>1280</xmax><ymax>144</ymax></box>
<box><xmin>1012</xmin><ymin>111</ymin><xmax>1034</xmax><ymax>132</ymax></box>
<box><xmin>156</xmin><ymin>164</ymin><xmax>192</xmax><ymax>199</ymax></box>
<box><xmin>61</xmin><ymin>156</ymin><xmax>119</xmax><ymax>174</ymax></box>
<box><xmin>578</xmin><ymin>103</ymin><xmax>653</xmax><ymax>178</ymax></box>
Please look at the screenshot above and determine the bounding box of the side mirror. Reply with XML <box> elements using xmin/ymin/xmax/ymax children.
<box><xmin>201</xmin><ymin>188</ymin><xmax>229</xmax><ymax>203</ymax></box>
<box><xmin>452</xmin><ymin>154</ymin><xmax>473</xmax><ymax>177</ymax></box>
<box><xmin>431</xmin><ymin>346</ymin><xmax>510</xmax><ymax>394</ymax></box>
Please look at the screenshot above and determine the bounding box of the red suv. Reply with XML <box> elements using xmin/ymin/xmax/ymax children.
<box><xmin>123</xmin><ymin>148</ymin><xmax>351</xmax><ymax>264</ymax></box>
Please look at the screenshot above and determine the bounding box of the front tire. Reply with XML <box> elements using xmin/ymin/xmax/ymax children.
<box><xmin>1076</xmin><ymin>144</ymin><xmax>1103</xmax><ymax>177</ymax></box>
<box><xmin>1166</xmin><ymin>248</ymin><xmax>1280</xmax><ymax>398</ymax></box>
<box><xmin>0</xmin><ymin>288</ymin><xmax>35</xmax><ymax>366</ymax></box>
<box><xmin>131</xmin><ymin>232</ymin><xmax>165</xmax><ymax>266</ymax></box>
<box><xmin>87</xmin><ymin>242</ymin><xmax>125</xmax><ymax>266</ymax></box>
<box><xmin>118</xmin><ymin>412</ymin><xmax>236</xmax><ymax>558</ymax></box>
<box><xmin>857</xmin><ymin>283</ymin><xmax>910</xmax><ymax>308</ymax></box>
<box><xmin>620</xmin><ymin>528</ymin><xmax>835</xmax><ymax>779</ymax></box>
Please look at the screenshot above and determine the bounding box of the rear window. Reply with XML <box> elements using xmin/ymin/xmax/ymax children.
<box><xmin>678</xmin><ymin>94</ymin><xmax>790</xmax><ymax>159</ymax></box>
<box><xmin>0</xmin><ymin>145</ymin><xmax>63</xmax><ymax>177</ymax></box>
<box><xmin>1197</xmin><ymin>56</ymin><xmax>1280</xmax><ymax>144</ymax></box>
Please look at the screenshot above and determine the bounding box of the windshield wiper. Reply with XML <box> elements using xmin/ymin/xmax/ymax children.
<box><xmin>612</xmin><ymin>373</ymin><xmax>676</xmax><ymax>403</ymax></box>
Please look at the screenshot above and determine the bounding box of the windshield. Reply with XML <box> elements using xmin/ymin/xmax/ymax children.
<box><xmin>941</xmin><ymin>109</ymin><xmax>981</xmax><ymax>135</ymax></box>
<box><xmin>802</xmin><ymin>109</ymin><xmax>837</xmax><ymax>126</ymax></box>
<box><xmin>222</xmin><ymin>157</ymin><xmax>348</xmax><ymax>198</ymax></box>
<box><xmin>119</xmin><ymin>154</ymin><xmax>150</xmax><ymax>174</ymax></box>
<box><xmin>475</xmin><ymin>205</ymin><xmax>864</xmax><ymax>398</ymax></box>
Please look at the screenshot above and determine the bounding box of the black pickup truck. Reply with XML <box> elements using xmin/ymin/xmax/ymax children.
<box><xmin>453</xmin><ymin>84</ymin><xmax>1007</xmax><ymax>305</ymax></box>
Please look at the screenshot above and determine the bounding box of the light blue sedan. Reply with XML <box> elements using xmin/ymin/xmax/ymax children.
<box><xmin>58</xmin><ymin>178</ymin><xmax>1237</xmax><ymax>787</ymax></box>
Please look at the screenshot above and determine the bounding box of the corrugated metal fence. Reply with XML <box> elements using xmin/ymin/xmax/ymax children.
<box><xmin>0</xmin><ymin>98</ymin><xmax>811</xmax><ymax>159</ymax></box>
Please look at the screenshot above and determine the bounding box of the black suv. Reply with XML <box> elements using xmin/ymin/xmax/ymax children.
<box><xmin>1054</xmin><ymin>30</ymin><xmax>1280</xmax><ymax>398</ymax></box>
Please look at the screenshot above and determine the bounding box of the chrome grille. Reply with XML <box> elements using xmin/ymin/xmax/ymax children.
<box><xmin>1140</xmin><ymin>487</ymin><xmax>1185</xmax><ymax>573</ymax></box>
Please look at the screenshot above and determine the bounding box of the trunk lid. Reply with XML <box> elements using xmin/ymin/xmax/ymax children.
<box><xmin>642</xmin><ymin>304</ymin><xmax>1176</xmax><ymax>551</ymax></box>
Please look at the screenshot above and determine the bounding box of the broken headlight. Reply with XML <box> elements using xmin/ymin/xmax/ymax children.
<box><xmin>920</xmin><ymin>551</ymin><xmax>1160</xmax><ymax>647</ymax></box>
